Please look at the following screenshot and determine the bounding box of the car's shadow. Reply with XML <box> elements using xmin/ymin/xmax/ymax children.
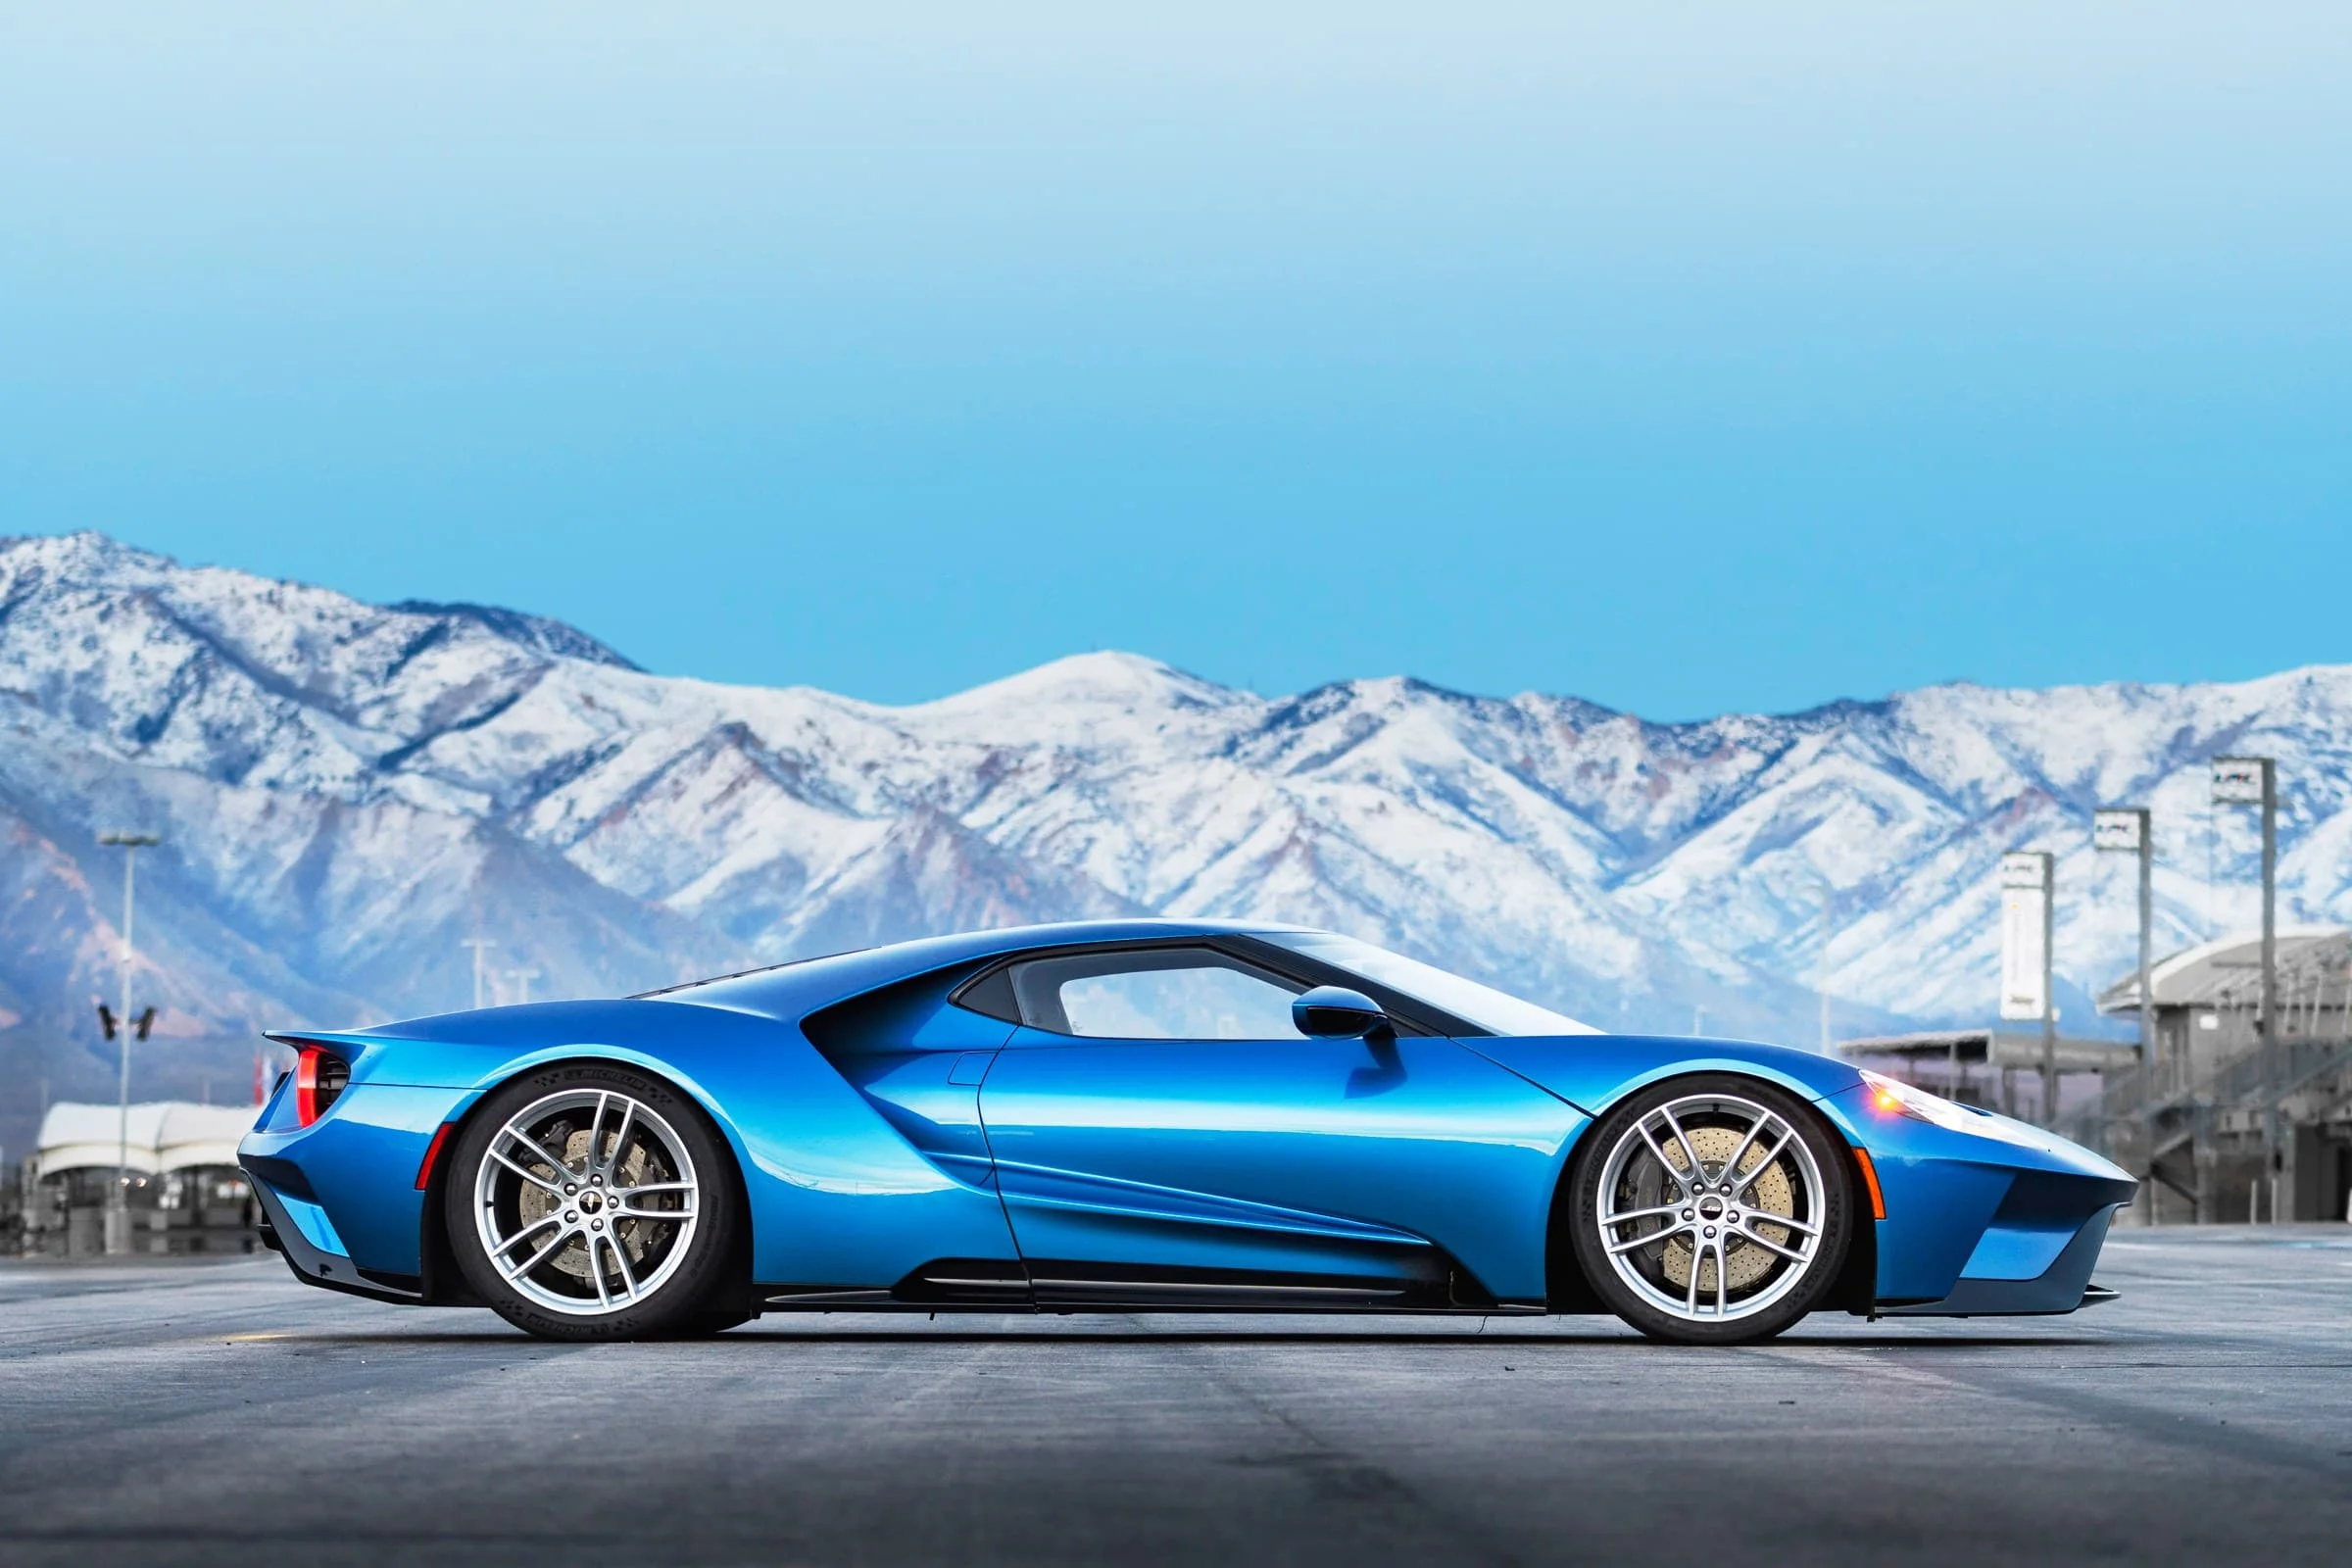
<box><xmin>269</xmin><ymin>1324</ymin><xmax>2106</xmax><ymax>1350</ymax></box>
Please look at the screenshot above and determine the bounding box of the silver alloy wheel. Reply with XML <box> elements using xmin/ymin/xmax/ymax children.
<box><xmin>471</xmin><ymin>1088</ymin><xmax>701</xmax><ymax>1317</ymax></box>
<box><xmin>1592</xmin><ymin>1091</ymin><xmax>1826</xmax><ymax>1325</ymax></box>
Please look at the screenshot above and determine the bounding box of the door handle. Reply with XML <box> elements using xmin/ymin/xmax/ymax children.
<box><xmin>949</xmin><ymin>1052</ymin><xmax>994</xmax><ymax>1087</ymax></box>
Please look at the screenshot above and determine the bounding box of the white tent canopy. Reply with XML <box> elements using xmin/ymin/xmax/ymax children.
<box><xmin>28</xmin><ymin>1102</ymin><xmax>259</xmax><ymax>1179</ymax></box>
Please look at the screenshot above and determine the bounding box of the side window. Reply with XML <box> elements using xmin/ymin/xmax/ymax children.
<box><xmin>1008</xmin><ymin>949</ymin><xmax>1306</xmax><ymax>1040</ymax></box>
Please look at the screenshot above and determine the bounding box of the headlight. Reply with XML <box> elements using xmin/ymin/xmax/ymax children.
<box><xmin>1859</xmin><ymin>1069</ymin><xmax>2044</xmax><ymax>1148</ymax></box>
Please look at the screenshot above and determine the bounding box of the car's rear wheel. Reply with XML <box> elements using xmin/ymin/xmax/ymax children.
<box><xmin>1570</xmin><ymin>1075</ymin><xmax>1851</xmax><ymax>1346</ymax></box>
<box><xmin>447</xmin><ymin>1062</ymin><xmax>741</xmax><ymax>1341</ymax></box>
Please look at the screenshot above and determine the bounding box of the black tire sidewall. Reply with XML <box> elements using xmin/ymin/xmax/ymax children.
<box><xmin>1570</xmin><ymin>1072</ymin><xmax>1852</xmax><ymax>1346</ymax></box>
<box><xmin>445</xmin><ymin>1060</ymin><xmax>740</xmax><ymax>1341</ymax></box>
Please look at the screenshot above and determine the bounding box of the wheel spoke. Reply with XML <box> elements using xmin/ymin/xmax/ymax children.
<box><xmin>1732</xmin><ymin>1131</ymin><xmax>1794</xmax><ymax>1196</ymax></box>
<box><xmin>600</xmin><ymin>1099</ymin><xmax>637</xmax><ymax>1176</ymax></box>
<box><xmin>491</xmin><ymin>1210</ymin><xmax>562</xmax><ymax>1253</ymax></box>
<box><xmin>605</xmin><ymin>1233</ymin><xmax>640</xmax><ymax>1300</ymax></box>
<box><xmin>1600</xmin><ymin>1201</ymin><xmax>1685</xmax><ymax>1227</ymax></box>
<box><xmin>1606</xmin><ymin>1220</ymin><xmax>1691</xmax><ymax>1255</ymax></box>
<box><xmin>497</xmin><ymin>1224</ymin><xmax>571</xmax><ymax>1283</ymax></box>
<box><xmin>1686</xmin><ymin>1235</ymin><xmax>1704</xmax><ymax>1314</ymax></box>
<box><xmin>1635</xmin><ymin>1122</ymin><xmax>1691</xmax><ymax>1193</ymax></box>
<box><xmin>583</xmin><ymin>1093</ymin><xmax>611</xmax><ymax>1176</ymax></box>
<box><xmin>612</xmin><ymin>1179</ymin><xmax>695</xmax><ymax>1222</ymax></box>
<box><xmin>1717</xmin><ymin>1109</ymin><xmax>1776</xmax><ymax>1189</ymax></box>
<box><xmin>1659</xmin><ymin>1105</ymin><xmax>1708</xmax><ymax>1185</ymax></box>
<box><xmin>503</xmin><ymin>1122</ymin><xmax>578</xmax><ymax>1182</ymax></box>
<box><xmin>1743</xmin><ymin>1209</ymin><xmax>1819</xmax><ymax>1238</ymax></box>
<box><xmin>1732</xmin><ymin>1222</ymin><xmax>1810</xmax><ymax>1262</ymax></box>
<box><xmin>489</xmin><ymin>1147</ymin><xmax>568</xmax><ymax>1195</ymax></box>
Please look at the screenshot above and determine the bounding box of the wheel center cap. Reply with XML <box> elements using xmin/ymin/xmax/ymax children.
<box><xmin>578</xmin><ymin>1191</ymin><xmax>606</xmax><ymax>1215</ymax></box>
<box><xmin>1697</xmin><ymin>1196</ymin><xmax>1725</xmax><ymax>1221</ymax></box>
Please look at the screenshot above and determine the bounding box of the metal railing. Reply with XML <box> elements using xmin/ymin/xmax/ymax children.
<box><xmin>2061</xmin><ymin>1034</ymin><xmax>2352</xmax><ymax>1157</ymax></box>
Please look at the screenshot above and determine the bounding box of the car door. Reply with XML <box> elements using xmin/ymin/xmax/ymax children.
<box><xmin>974</xmin><ymin>943</ymin><xmax>1580</xmax><ymax>1308</ymax></box>
<box><xmin>790</xmin><ymin>961</ymin><xmax>1030</xmax><ymax>1303</ymax></box>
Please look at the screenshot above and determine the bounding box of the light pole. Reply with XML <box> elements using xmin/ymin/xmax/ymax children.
<box><xmin>505</xmin><ymin>968</ymin><xmax>541</xmax><ymax>1006</ymax></box>
<box><xmin>2093</xmin><ymin>808</ymin><xmax>2156</xmax><ymax>1068</ymax></box>
<box><xmin>2211</xmin><ymin>757</ymin><xmax>2280</xmax><ymax>1220</ymax></box>
<box><xmin>98</xmin><ymin>830</ymin><xmax>160</xmax><ymax>1256</ymax></box>
<box><xmin>2094</xmin><ymin>808</ymin><xmax>2155</xmax><ymax>1221</ymax></box>
<box><xmin>463</xmin><ymin>938</ymin><xmax>496</xmax><ymax>1010</ymax></box>
<box><xmin>1999</xmin><ymin>851</ymin><xmax>2057</xmax><ymax>1124</ymax></box>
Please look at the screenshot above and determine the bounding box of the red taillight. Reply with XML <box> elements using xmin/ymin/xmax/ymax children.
<box><xmin>292</xmin><ymin>1046</ymin><xmax>347</xmax><ymax>1127</ymax></box>
<box><xmin>293</xmin><ymin>1048</ymin><xmax>319</xmax><ymax>1125</ymax></box>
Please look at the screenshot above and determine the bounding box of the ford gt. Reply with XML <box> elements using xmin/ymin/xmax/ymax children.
<box><xmin>237</xmin><ymin>919</ymin><xmax>2134</xmax><ymax>1344</ymax></box>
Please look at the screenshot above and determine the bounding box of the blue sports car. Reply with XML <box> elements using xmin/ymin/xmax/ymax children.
<box><xmin>238</xmin><ymin>920</ymin><xmax>2135</xmax><ymax>1345</ymax></box>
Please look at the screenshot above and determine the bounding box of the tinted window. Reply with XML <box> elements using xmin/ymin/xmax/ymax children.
<box><xmin>1254</xmin><ymin>930</ymin><xmax>1598</xmax><ymax>1036</ymax></box>
<box><xmin>1009</xmin><ymin>949</ymin><xmax>1306</xmax><ymax>1040</ymax></box>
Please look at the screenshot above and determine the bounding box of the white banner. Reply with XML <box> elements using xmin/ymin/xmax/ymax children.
<box><xmin>1998</xmin><ymin>852</ymin><xmax>2050</xmax><ymax>1021</ymax></box>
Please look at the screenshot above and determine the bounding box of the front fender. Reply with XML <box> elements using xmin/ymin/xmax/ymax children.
<box><xmin>1460</xmin><ymin>1032</ymin><xmax>2133</xmax><ymax>1310</ymax></box>
<box><xmin>1459</xmin><ymin>1033</ymin><xmax>1866</xmax><ymax>1117</ymax></box>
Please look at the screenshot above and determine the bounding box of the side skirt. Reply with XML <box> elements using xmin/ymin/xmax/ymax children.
<box><xmin>759</xmin><ymin>1255</ymin><xmax>1543</xmax><ymax>1315</ymax></box>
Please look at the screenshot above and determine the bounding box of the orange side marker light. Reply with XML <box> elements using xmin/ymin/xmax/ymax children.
<box><xmin>1852</xmin><ymin>1146</ymin><xmax>1886</xmax><ymax>1220</ymax></box>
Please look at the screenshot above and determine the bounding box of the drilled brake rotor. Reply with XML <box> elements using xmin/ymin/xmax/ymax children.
<box><xmin>1659</xmin><ymin>1125</ymin><xmax>1796</xmax><ymax>1293</ymax></box>
<box><xmin>514</xmin><ymin>1124</ymin><xmax>666</xmax><ymax>1282</ymax></box>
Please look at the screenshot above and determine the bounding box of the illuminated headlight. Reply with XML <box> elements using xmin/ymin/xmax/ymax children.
<box><xmin>1859</xmin><ymin>1069</ymin><xmax>2044</xmax><ymax>1148</ymax></box>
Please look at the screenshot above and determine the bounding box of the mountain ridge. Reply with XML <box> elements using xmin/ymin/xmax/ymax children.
<box><xmin>4</xmin><ymin>530</ymin><xmax>2349</xmax><ymax>1158</ymax></box>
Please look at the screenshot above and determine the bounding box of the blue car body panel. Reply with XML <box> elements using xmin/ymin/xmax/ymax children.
<box><xmin>237</xmin><ymin>917</ymin><xmax>2136</xmax><ymax>1320</ymax></box>
<box><xmin>984</xmin><ymin>1026</ymin><xmax>1583</xmax><ymax>1303</ymax></box>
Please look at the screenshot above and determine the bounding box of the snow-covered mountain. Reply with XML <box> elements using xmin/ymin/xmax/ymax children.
<box><xmin>5</xmin><ymin>531</ymin><xmax>2349</xmax><ymax>1153</ymax></box>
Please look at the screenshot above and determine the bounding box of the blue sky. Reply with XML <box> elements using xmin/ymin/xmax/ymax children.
<box><xmin>2</xmin><ymin>3</ymin><xmax>2346</xmax><ymax>717</ymax></box>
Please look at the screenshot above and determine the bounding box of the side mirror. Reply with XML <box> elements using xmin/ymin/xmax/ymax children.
<box><xmin>1293</xmin><ymin>985</ymin><xmax>1390</xmax><ymax>1039</ymax></box>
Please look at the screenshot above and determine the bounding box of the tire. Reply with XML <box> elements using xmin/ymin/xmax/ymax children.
<box><xmin>660</xmin><ymin>1306</ymin><xmax>754</xmax><ymax>1339</ymax></box>
<box><xmin>1569</xmin><ymin>1074</ymin><xmax>1852</xmax><ymax>1346</ymax></box>
<box><xmin>445</xmin><ymin>1061</ymin><xmax>743</xmax><ymax>1342</ymax></box>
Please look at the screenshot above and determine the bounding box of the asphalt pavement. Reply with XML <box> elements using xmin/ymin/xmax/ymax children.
<box><xmin>3</xmin><ymin>1226</ymin><xmax>2349</xmax><ymax>1566</ymax></box>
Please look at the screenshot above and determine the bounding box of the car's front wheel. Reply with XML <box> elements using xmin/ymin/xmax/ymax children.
<box><xmin>446</xmin><ymin>1063</ymin><xmax>741</xmax><ymax>1341</ymax></box>
<box><xmin>1570</xmin><ymin>1074</ymin><xmax>1852</xmax><ymax>1345</ymax></box>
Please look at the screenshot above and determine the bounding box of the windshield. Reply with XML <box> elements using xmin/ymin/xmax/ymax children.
<box><xmin>1258</xmin><ymin>932</ymin><xmax>1598</xmax><ymax>1037</ymax></box>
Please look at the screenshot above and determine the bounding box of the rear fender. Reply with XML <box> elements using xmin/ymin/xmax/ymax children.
<box><xmin>276</xmin><ymin>1000</ymin><xmax>1022</xmax><ymax>1291</ymax></box>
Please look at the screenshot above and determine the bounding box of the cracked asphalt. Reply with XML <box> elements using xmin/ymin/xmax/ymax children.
<box><xmin>3</xmin><ymin>1225</ymin><xmax>2349</xmax><ymax>1566</ymax></box>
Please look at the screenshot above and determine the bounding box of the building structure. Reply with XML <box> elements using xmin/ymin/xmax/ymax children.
<box><xmin>2078</xmin><ymin>927</ymin><xmax>2352</xmax><ymax>1225</ymax></box>
<box><xmin>0</xmin><ymin>1160</ymin><xmax>23</xmax><ymax>1256</ymax></box>
<box><xmin>19</xmin><ymin>1102</ymin><xmax>260</xmax><ymax>1257</ymax></box>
